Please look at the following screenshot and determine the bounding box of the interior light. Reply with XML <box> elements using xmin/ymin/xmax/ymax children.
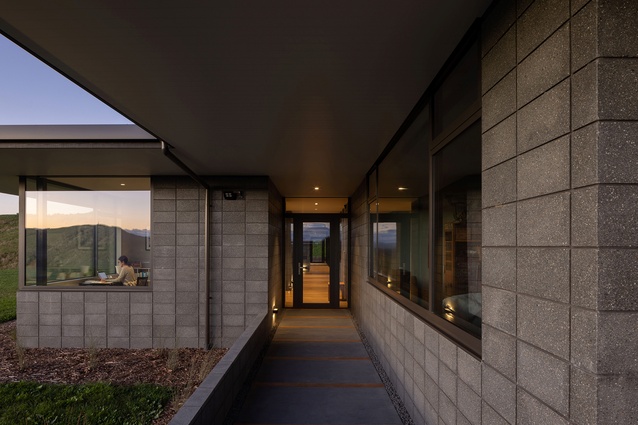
<box><xmin>314</xmin><ymin>202</ymin><xmax>318</xmax><ymax>206</ymax></box>
<box><xmin>120</xmin><ymin>183</ymin><xmax>126</xmax><ymax>186</ymax></box>
<box><xmin>398</xmin><ymin>187</ymin><xmax>408</xmax><ymax>191</ymax></box>
<box><xmin>314</xmin><ymin>186</ymin><xmax>320</xmax><ymax>191</ymax></box>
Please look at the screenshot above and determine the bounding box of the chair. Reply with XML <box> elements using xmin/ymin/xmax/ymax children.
<box><xmin>137</xmin><ymin>276</ymin><xmax>149</xmax><ymax>286</ymax></box>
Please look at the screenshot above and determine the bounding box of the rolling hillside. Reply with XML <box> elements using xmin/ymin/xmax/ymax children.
<box><xmin>0</xmin><ymin>215</ymin><xmax>18</xmax><ymax>270</ymax></box>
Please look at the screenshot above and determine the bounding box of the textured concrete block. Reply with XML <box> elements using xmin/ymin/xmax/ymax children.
<box><xmin>517</xmin><ymin>192</ymin><xmax>570</xmax><ymax>246</ymax></box>
<box><xmin>482</xmin><ymin>0</ymin><xmax>516</xmax><ymax>57</ymax></box>
<box><xmin>482</xmin><ymin>286</ymin><xmax>516</xmax><ymax>335</ymax></box>
<box><xmin>599</xmin><ymin>58</ymin><xmax>638</xmax><ymax>121</ymax></box>
<box><xmin>425</xmin><ymin>344</ymin><xmax>439</xmax><ymax>382</ymax></box>
<box><xmin>482</xmin><ymin>364</ymin><xmax>516</xmax><ymax>424</ymax></box>
<box><xmin>587</xmin><ymin>185</ymin><xmax>638</xmax><ymax>246</ymax></box>
<box><xmin>438</xmin><ymin>336</ymin><xmax>458</xmax><ymax>373</ymax></box>
<box><xmin>517</xmin><ymin>24</ymin><xmax>570</xmax><ymax>107</ymax></box>
<box><xmin>518</xmin><ymin>79</ymin><xmax>570</xmax><ymax>153</ymax></box>
<box><xmin>439</xmin><ymin>363</ymin><xmax>457</xmax><ymax>403</ymax></box>
<box><xmin>598</xmin><ymin>374</ymin><xmax>638</xmax><ymax>425</ymax></box>
<box><xmin>571</xmin><ymin>248</ymin><xmax>599</xmax><ymax>309</ymax></box>
<box><xmin>517</xmin><ymin>0</ymin><xmax>569</xmax><ymax>60</ymax></box>
<box><xmin>458</xmin><ymin>380</ymin><xmax>481</xmax><ymax>425</ymax></box>
<box><xmin>483</xmin><ymin>70</ymin><xmax>516</xmax><ymax>131</ymax></box>
<box><xmin>483</xmin><ymin>324</ymin><xmax>516</xmax><ymax>381</ymax></box>
<box><xmin>439</xmin><ymin>390</ymin><xmax>456</xmax><ymax>425</ymax></box>
<box><xmin>457</xmin><ymin>349</ymin><xmax>481</xmax><ymax>395</ymax></box>
<box><xmin>598</xmin><ymin>311</ymin><xmax>638</xmax><ymax>374</ymax></box>
<box><xmin>483</xmin><ymin>26</ymin><xmax>516</xmax><ymax>95</ymax></box>
<box><xmin>482</xmin><ymin>115</ymin><xmax>516</xmax><ymax>170</ymax></box>
<box><xmin>482</xmin><ymin>401</ymin><xmax>511</xmax><ymax>425</ymax></box>
<box><xmin>518</xmin><ymin>247</ymin><xmax>570</xmax><ymax>302</ymax></box>
<box><xmin>518</xmin><ymin>341</ymin><xmax>570</xmax><ymax>415</ymax></box>
<box><xmin>483</xmin><ymin>204</ymin><xmax>516</xmax><ymax>247</ymax></box>
<box><xmin>572</xmin><ymin>186</ymin><xmax>599</xmax><ymax>246</ymax></box>
<box><xmin>571</xmin><ymin>367</ymin><xmax>598</xmax><ymax>425</ymax></box>
<box><xmin>571</xmin><ymin>307</ymin><xmax>598</xmax><ymax>373</ymax></box>
<box><xmin>572</xmin><ymin>0</ymin><xmax>598</xmax><ymax>72</ymax></box>
<box><xmin>599</xmin><ymin>0</ymin><xmax>638</xmax><ymax>57</ymax></box>
<box><xmin>517</xmin><ymin>136</ymin><xmax>570</xmax><ymax>199</ymax></box>
<box><xmin>597</xmin><ymin>249</ymin><xmax>638</xmax><ymax>310</ymax></box>
<box><xmin>483</xmin><ymin>158</ymin><xmax>516</xmax><ymax>207</ymax></box>
<box><xmin>572</xmin><ymin>60</ymin><xmax>599</xmax><ymax>130</ymax></box>
<box><xmin>518</xmin><ymin>388</ymin><xmax>569</xmax><ymax>425</ymax></box>
<box><xmin>518</xmin><ymin>294</ymin><xmax>570</xmax><ymax>359</ymax></box>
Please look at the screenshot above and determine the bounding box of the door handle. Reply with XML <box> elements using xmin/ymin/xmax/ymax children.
<box><xmin>298</xmin><ymin>262</ymin><xmax>304</xmax><ymax>274</ymax></box>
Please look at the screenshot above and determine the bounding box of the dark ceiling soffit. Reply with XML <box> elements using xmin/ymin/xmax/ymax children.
<box><xmin>0</xmin><ymin>140</ymin><xmax>161</xmax><ymax>149</ymax></box>
<box><xmin>366</xmin><ymin>18</ymin><xmax>483</xmax><ymax>178</ymax></box>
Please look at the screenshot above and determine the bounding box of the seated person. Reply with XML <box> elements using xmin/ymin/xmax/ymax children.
<box><xmin>102</xmin><ymin>255</ymin><xmax>137</xmax><ymax>286</ymax></box>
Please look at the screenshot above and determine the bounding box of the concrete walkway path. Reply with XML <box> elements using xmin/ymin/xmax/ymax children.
<box><xmin>231</xmin><ymin>309</ymin><xmax>403</xmax><ymax>425</ymax></box>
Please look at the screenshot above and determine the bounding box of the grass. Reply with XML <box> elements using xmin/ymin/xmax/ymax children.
<box><xmin>0</xmin><ymin>381</ymin><xmax>173</xmax><ymax>425</ymax></box>
<box><xmin>0</xmin><ymin>269</ymin><xmax>17</xmax><ymax>323</ymax></box>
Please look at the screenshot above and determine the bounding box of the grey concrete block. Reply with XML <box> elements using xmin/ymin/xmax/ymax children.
<box><xmin>518</xmin><ymin>24</ymin><xmax>570</xmax><ymax>108</ymax></box>
<box><xmin>39</xmin><ymin>325</ymin><xmax>61</xmax><ymax>337</ymax></box>
<box><xmin>154</xmin><ymin>211</ymin><xmax>176</xmax><ymax>223</ymax></box>
<box><xmin>223</xmin><ymin>257</ymin><xmax>245</xmax><ymax>269</ymax></box>
<box><xmin>599</xmin><ymin>58</ymin><xmax>638</xmax><ymax>121</ymax></box>
<box><xmin>40</xmin><ymin>314</ymin><xmax>60</xmax><ymax>326</ymax></box>
<box><xmin>483</xmin><ymin>26</ymin><xmax>516</xmax><ymax>95</ymax></box>
<box><xmin>153</xmin><ymin>199</ymin><xmax>176</xmax><ymax>213</ymax></box>
<box><xmin>481</xmin><ymin>401</ymin><xmax>511</xmax><ymax>425</ymax></box>
<box><xmin>572</xmin><ymin>0</ymin><xmax>598</xmax><ymax>72</ymax></box>
<box><xmin>482</xmin><ymin>364</ymin><xmax>516</xmax><ymax>424</ymax></box>
<box><xmin>571</xmin><ymin>367</ymin><xmax>598</xmax><ymax>425</ymax></box>
<box><xmin>62</xmin><ymin>314</ymin><xmax>83</xmax><ymax>327</ymax></box>
<box><xmin>61</xmin><ymin>292</ymin><xmax>83</xmax><ymax>303</ymax></box>
<box><xmin>517</xmin><ymin>79</ymin><xmax>570</xmax><ymax>153</ymax></box>
<box><xmin>599</xmin><ymin>0</ymin><xmax>638</xmax><ymax>58</ymax></box>
<box><xmin>598</xmin><ymin>185</ymin><xmax>638</xmax><ymax>246</ymax></box>
<box><xmin>131</xmin><ymin>314</ymin><xmax>152</xmax><ymax>326</ymax></box>
<box><xmin>598</xmin><ymin>373</ymin><xmax>638</xmax><ymax>425</ymax></box>
<box><xmin>439</xmin><ymin>390</ymin><xmax>457</xmax><ymax>425</ymax></box>
<box><xmin>482</xmin><ymin>0</ymin><xmax>516</xmax><ymax>57</ymax></box>
<box><xmin>598</xmin><ymin>249</ymin><xmax>638</xmax><ymax>310</ymax></box>
<box><xmin>572</xmin><ymin>60</ymin><xmax>599</xmax><ymax>130</ymax></box>
<box><xmin>518</xmin><ymin>341</ymin><xmax>570</xmax><ymax>415</ymax></box>
<box><xmin>483</xmin><ymin>204</ymin><xmax>517</xmax><ymax>247</ymax></box>
<box><xmin>517</xmin><ymin>247</ymin><xmax>570</xmax><ymax>302</ymax></box>
<box><xmin>457</xmin><ymin>349</ymin><xmax>481</xmax><ymax>395</ymax></box>
<box><xmin>39</xmin><ymin>336</ymin><xmax>61</xmax><ymax>348</ymax></box>
<box><xmin>482</xmin><ymin>324</ymin><xmax>516</xmax><ymax>381</ymax></box>
<box><xmin>424</xmin><ymin>374</ymin><xmax>439</xmax><ymax>415</ymax></box>
<box><xmin>108</xmin><ymin>337</ymin><xmax>130</xmax><ymax>348</ymax></box>
<box><xmin>17</xmin><ymin>324</ymin><xmax>38</xmax><ymax>337</ymax></box>
<box><xmin>425</xmin><ymin>344</ymin><xmax>439</xmax><ymax>382</ymax></box>
<box><xmin>580</xmin><ymin>122</ymin><xmax>638</xmax><ymax>185</ymax></box>
<box><xmin>458</xmin><ymin>380</ymin><xmax>481</xmax><ymax>425</ymax></box>
<box><xmin>61</xmin><ymin>336</ymin><xmax>84</xmax><ymax>348</ymax></box>
<box><xmin>517</xmin><ymin>136</ymin><xmax>570</xmax><ymax>200</ymax></box>
<box><xmin>572</xmin><ymin>248</ymin><xmax>599</xmax><ymax>309</ymax></box>
<box><xmin>571</xmin><ymin>307</ymin><xmax>598</xmax><ymax>373</ymax></box>
<box><xmin>483</xmin><ymin>158</ymin><xmax>516</xmax><ymax>207</ymax></box>
<box><xmin>62</xmin><ymin>325</ymin><xmax>84</xmax><ymax>337</ymax></box>
<box><xmin>176</xmin><ymin>199</ymin><xmax>199</xmax><ymax>212</ymax></box>
<box><xmin>176</xmin><ymin>223</ymin><xmax>198</xmax><ymax>235</ymax></box>
<box><xmin>517</xmin><ymin>0</ymin><xmax>569</xmax><ymax>60</ymax></box>
<box><xmin>517</xmin><ymin>294</ymin><xmax>570</xmax><ymax>359</ymax></box>
<box><xmin>439</xmin><ymin>363</ymin><xmax>457</xmax><ymax>402</ymax></box>
<box><xmin>482</xmin><ymin>286</ymin><xmax>516</xmax><ymax>335</ymax></box>
<box><xmin>246</xmin><ymin>245</ymin><xmax>267</xmax><ymax>258</ymax></box>
<box><xmin>518</xmin><ymin>388</ymin><xmax>569</xmax><ymax>425</ymax></box>
<box><xmin>222</xmin><ymin>223</ymin><xmax>245</xmax><ymax>236</ymax></box>
<box><xmin>517</xmin><ymin>192</ymin><xmax>570</xmax><ymax>246</ymax></box>
<box><xmin>572</xmin><ymin>186</ymin><xmax>599</xmax><ymax>247</ymax></box>
<box><xmin>222</xmin><ymin>199</ymin><xmax>246</xmax><ymax>212</ymax></box>
<box><xmin>246</xmin><ymin>199</ymin><xmax>268</xmax><ymax>212</ymax></box>
<box><xmin>130</xmin><ymin>337</ymin><xmax>153</xmax><ymax>348</ymax></box>
<box><xmin>17</xmin><ymin>291</ymin><xmax>39</xmax><ymax>303</ymax></box>
<box><xmin>223</xmin><ymin>234</ymin><xmax>246</xmax><ymax>246</ymax></box>
<box><xmin>439</xmin><ymin>336</ymin><xmax>458</xmax><ymax>373</ymax></box>
<box><xmin>598</xmin><ymin>311</ymin><xmax>638</xmax><ymax>374</ymax></box>
<box><xmin>246</xmin><ymin>234</ymin><xmax>268</xmax><ymax>246</ymax></box>
<box><xmin>483</xmin><ymin>70</ymin><xmax>516</xmax><ymax>132</ymax></box>
<box><xmin>246</xmin><ymin>211</ymin><xmax>268</xmax><ymax>223</ymax></box>
<box><xmin>152</xmin><ymin>233</ymin><xmax>176</xmax><ymax>246</ymax></box>
<box><xmin>483</xmin><ymin>115</ymin><xmax>516</xmax><ymax>171</ymax></box>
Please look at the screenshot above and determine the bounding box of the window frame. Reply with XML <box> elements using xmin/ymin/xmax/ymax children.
<box><xmin>366</xmin><ymin>21</ymin><xmax>482</xmax><ymax>356</ymax></box>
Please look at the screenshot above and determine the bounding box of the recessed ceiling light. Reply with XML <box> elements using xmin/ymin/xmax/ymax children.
<box><xmin>314</xmin><ymin>202</ymin><xmax>319</xmax><ymax>206</ymax></box>
<box><xmin>314</xmin><ymin>186</ymin><xmax>320</xmax><ymax>191</ymax></box>
<box><xmin>120</xmin><ymin>183</ymin><xmax>126</xmax><ymax>186</ymax></box>
<box><xmin>398</xmin><ymin>187</ymin><xmax>408</xmax><ymax>191</ymax></box>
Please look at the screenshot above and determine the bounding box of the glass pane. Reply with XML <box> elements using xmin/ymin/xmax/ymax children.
<box><xmin>302</xmin><ymin>222</ymin><xmax>330</xmax><ymax>304</ymax></box>
<box><xmin>285</xmin><ymin>218</ymin><xmax>293</xmax><ymax>308</ymax></box>
<box><xmin>433</xmin><ymin>120</ymin><xmax>482</xmax><ymax>337</ymax></box>
<box><xmin>376</xmin><ymin>105</ymin><xmax>430</xmax><ymax>308</ymax></box>
<box><xmin>24</xmin><ymin>177</ymin><xmax>150</xmax><ymax>287</ymax></box>
<box><xmin>339</xmin><ymin>217</ymin><xmax>348</xmax><ymax>308</ymax></box>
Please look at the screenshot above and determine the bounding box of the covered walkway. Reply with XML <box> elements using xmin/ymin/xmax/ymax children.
<box><xmin>230</xmin><ymin>309</ymin><xmax>406</xmax><ymax>425</ymax></box>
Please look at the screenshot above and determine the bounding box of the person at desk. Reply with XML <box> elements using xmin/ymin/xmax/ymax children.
<box><xmin>103</xmin><ymin>256</ymin><xmax>137</xmax><ymax>286</ymax></box>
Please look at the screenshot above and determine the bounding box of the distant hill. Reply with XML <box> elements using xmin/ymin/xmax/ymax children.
<box><xmin>0</xmin><ymin>215</ymin><xmax>18</xmax><ymax>270</ymax></box>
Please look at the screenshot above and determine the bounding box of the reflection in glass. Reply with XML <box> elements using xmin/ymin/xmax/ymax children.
<box><xmin>24</xmin><ymin>178</ymin><xmax>150</xmax><ymax>286</ymax></box>
<box><xmin>433</xmin><ymin>121</ymin><xmax>482</xmax><ymax>337</ymax></box>
<box><xmin>302</xmin><ymin>222</ymin><xmax>330</xmax><ymax>304</ymax></box>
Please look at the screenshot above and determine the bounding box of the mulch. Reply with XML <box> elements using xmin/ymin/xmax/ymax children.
<box><xmin>0</xmin><ymin>320</ymin><xmax>227</xmax><ymax>424</ymax></box>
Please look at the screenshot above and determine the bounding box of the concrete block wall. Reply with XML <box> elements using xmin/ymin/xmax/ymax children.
<box><xmin>352</xmin><ymin>1</ymin><xmax>638</xmax><ymax>424</ymax></box>
<box><xmin>481</xmin><ymin>0</ymin><xmax>637</xmax><ymax>423</ymax></box>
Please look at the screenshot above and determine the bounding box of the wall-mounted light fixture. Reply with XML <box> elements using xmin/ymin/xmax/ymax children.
<box><xmin>223</xmin><ymin>190</ymin><xmax>244</xmax><ymax>200</ymax></box>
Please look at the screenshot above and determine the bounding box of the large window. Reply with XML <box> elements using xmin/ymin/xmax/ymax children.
<box><xmin>368</xmin><ymin>32</ymin><xmax>481</xmax><ymax>348</ymax></box>
<box><xmin>23</xmin><ymin>177</ymin><xmax>151</xmax><ymax>287</ymax></box>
